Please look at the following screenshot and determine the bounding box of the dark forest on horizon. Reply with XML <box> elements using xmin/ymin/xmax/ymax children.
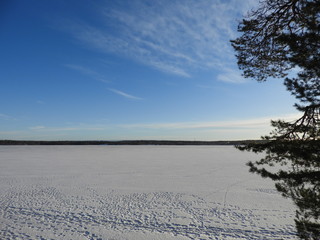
<box><xmin>0</xmin><ymin>140</ymin><xmax>262</xmax><ymax>146</ymax></box>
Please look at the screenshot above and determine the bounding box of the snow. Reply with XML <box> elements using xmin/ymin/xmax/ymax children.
<box><xmin>0</xmin><ymin>145</ymin><xmax>297</xmax><ymax>239</ymax></box>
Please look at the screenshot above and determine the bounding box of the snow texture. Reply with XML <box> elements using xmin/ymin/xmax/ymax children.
<box><xmin>0</xmin><ymin>146</ymin><xmax>297</xmax><ymax>239</ymax></box>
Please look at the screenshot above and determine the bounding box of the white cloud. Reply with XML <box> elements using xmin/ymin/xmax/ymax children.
<box><xmin>217</xmin><ymin>68</ymin><xmax>247</xmax><ymax>83</ymax></box>
<box><xmin>0</xmin><ymin>113</ymin><xmax>17</xmax><ymax>121</ymax></box>
<box><xmin>4</xmin><ymin>112</ymin><xmax>300</xmax><ymax>140</ymax></box>
<box><xmin>64</xmin><ymin>0</ymin><xmax>256</xmax><ymax>78</ymax></box>
<box><xmin>65</xmin><ymin>64</ymin><xmax>110</xmax><ymax>83</ymax></box>
<box><xmin>27</xmin><ymin>112</ymin><xmax>301</xmax><ymax>134</ymax></box>
<box><xmin>29</xmin><ymin>125</ymin><xmax>104</xmax><ymax>132</ymax></box>
<box><xmin>29</xmin><ymin>126</ymin><xmax>46</xmax><ymax>130</ymax></box>
<box><xmin>36</xmin><ymin>100</ymin><xmax>45</xmax><ymax>105</ymax></box>
<box><xmin>0</xmin><ymin>130</ymin><xmax>24</xmax><ymax>135</ymax></box>
<box><xmin>108</xmin><ymin>88</ymin><xmax>143</xmax><ymax>100</ymax></box>
<box><xmin>118</xmin><ymin>113</ymin><xmax>301</xmax><ymax>130</ymax></box>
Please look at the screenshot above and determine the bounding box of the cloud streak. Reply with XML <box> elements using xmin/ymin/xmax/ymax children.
<box><xmin>65</xmin><ymin>0</ymin><xmax>256</xmax><ymax>78</ymax></box>
<box><xmin>24</xmin><ymin>113</ymin><xmax>300</xmax><ymax>139</ymax></box>
<box><xmin>0</xmin><ymin>113</ymin><xmax>17</xmax><ymax>121</ymax></box>
<box><xmin>217</xmin><ymin>68</ymin><xmax>247</xmax><ymax>84</ymax></box>
<box><xmin>65</xmin><ymin>64</ymin><xmax>110</xmax><ymax>83</ymax></box>
<box><xmin>108</xmin><ymin>88</ymin><xmax>143</xmax><ymax>100</ymax></box>
<box><xmin>29</xmin><ymin>126</ymin><xmax>46</xmax><ymax>130</ymax></box>
<box><xmin>29</xmin><ymin>125</ymin><xmax>105</xmax><ymax>132</ymax></box>
<box><xmin>118</xmin><ymin>113</ymin><xmax>301</xmax><ymax>130</ymax></box>
<box><xmin>2</xmin><ymin>112</ymin><xmax>297</xmax><ymax>140</ymax></box>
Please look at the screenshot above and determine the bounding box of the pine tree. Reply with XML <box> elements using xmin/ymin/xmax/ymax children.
<box><xmin>231</xmin><ymin>0</ymin><xmax>320</xmax><ymax>108</ymax></box>
<box><xmin>231</xmin><ymin>0</ymin><xmax>320</xmax><ymax>238</ymax></box>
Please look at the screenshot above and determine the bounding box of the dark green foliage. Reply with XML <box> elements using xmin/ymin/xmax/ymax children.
<box><xmin>232</xmin><ymin>0</ymin><xmax>320</xmax><ymax>238</ymax></box>
<box><xmin>236</xmin><ymin>106</ymin><xmax>320</xmax><ymax>239</ymax></box>
<box><xmin>238</xmin><ymin>137</ymin><xmax>320</xmax><ymax>239</ymax></box>
<box><xmin>231</xmin><ymin>0</ymin><xmax>320</xmax><ymax>109</ymax></box>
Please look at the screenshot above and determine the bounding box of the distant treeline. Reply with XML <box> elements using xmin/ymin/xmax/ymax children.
<box><xmin>0</xmin><ymin>140</ymin><xmax>263</xmax><ymax>145</ymax></box>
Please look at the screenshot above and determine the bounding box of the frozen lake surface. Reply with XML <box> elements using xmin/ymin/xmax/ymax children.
<box><xmin>0</xmin><ymin>145</ymin><xmax>297</xmax><ymax>239</ymax></box>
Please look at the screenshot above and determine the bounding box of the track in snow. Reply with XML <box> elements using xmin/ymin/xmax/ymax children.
<box><xmin>0</xmin><ymin>146</ymin><xmax>297</xmax><ymax>239</ymax></box>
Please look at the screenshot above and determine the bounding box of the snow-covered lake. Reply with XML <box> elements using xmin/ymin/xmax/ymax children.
<box><xmin>0</xmin><ymin>145</ymin><xmax>297</xmax><ymax>239</ymax></box>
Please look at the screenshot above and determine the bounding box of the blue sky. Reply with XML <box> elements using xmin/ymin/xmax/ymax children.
<box><xmin>1</xmin><ymin>0</ymin><xmax>299</xmax><ymax>140</ymax></box>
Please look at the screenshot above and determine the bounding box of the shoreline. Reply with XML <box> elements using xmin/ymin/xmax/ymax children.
<box><xmin>0</xmin><ymin>139</ymin><xmax>263</xmax><ymax>146</ymax></box>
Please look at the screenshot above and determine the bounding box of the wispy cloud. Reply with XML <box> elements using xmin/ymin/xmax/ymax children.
<box><xmin>64</xmin><ymin>0</ymin><xmax>256</xmax><ymax>78</ymax></box>
<box><xmin>29</xmin><ymin>126</ymin><xmax>46</xmax><ymax>130</ymax></box>
<box><xmin>65</xmin><ymin>64</ymin><xmax>110</xmax><ymax>83</ymax></box>
<box><xmin>5</xmin><ymin>112</ymin><xmax>298</xmax><ymax>140</ymax></box>
<box><xmin>36</xmin><ymin>100</ymin><xmax>45</xmax><ymax>105</ymax></box>
<box><xmin>0</xmin><ymin>113</ymin><xmax>17</xmax><ymax>121</ymax></box>
<box><xmin>108</xmin><ymin>88</ymin><xmax>143</xmax><ymax>100</ymax></box>
<box><xmin>27</xmin><ymin>113</ymin><xmax>301</xmax><ymax>133</ymax></box>
<box><xmin>29</xmin><ymin>125</ymin><xmax>104</xmax><ymax>132</ymax></box>
<box><xmin>217</xmin><ymin>68</ymin><xmax>247</xmax><ymax>83</ymax></box>
<box><xmin>118</xmin><ymin>113</ymin><xmax>301</xmax><ymax>130</ymax></box>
